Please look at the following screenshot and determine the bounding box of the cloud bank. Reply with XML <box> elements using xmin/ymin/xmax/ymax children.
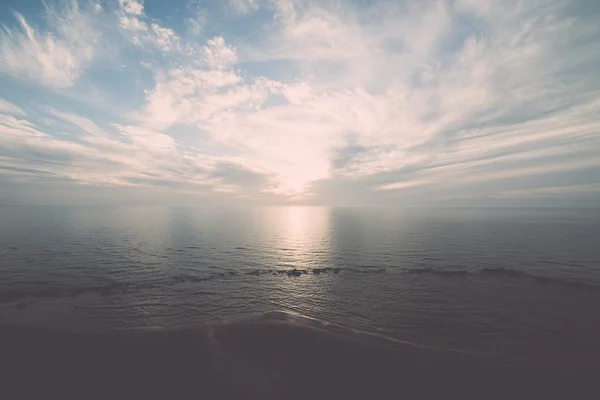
<box><xmin>0</xmin><ymin>0</ymin><xmax>599</xmax><ymax>206</ymax></box>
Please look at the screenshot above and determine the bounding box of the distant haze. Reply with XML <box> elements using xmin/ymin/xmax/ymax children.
<box><xmin>1</xmin><ymin>0</ymin><xmax>599</xmax><ymax>206</ymax></box>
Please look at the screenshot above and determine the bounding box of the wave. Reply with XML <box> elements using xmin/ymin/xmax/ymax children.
<box><xmin>345</xmin><ymin>267</ymin><xmax>386</xmax><ymax>274</ymax></box>
<box><xmin>479</xmin><ymin>267</ymin><xmax>591</xmax><ymax>288</ymax></box>
<box><xmin>245</xmin><ymin>269</ymin><xmax>270</xmax><ymax>276</ymax></box>
<box><xmin>312</xmin><ymin>267</ymin><xmax>341</xmax><ymax>274</ymax></box>
<box><xmin>405</xmin><ymin>266</ymin><xmax>597</xmax><ymax>289</ymax></box>
<box><xmin>0</xmin><ymin>267</ymin><xmax>349</xmax><ymax>305</ymax></box>
<box><xmin>407</xmin><ymin>267</ymin><xmax>469</xmax><ymax>277</ymax></box>
<box><xmin>0</xmin><ymin>274</ymin><xmax>215</xmax><ymax>305</ymax></box>
<box><xmin>2</xmin><ymin>264</ymin><xmax>597</xmax><ymax>306</ymax></box>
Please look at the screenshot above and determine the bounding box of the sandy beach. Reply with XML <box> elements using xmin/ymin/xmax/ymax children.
<box><xmin>1</xmin><ymin>312</ymin><xmax>596</xmax><ymax>400</ymax></box>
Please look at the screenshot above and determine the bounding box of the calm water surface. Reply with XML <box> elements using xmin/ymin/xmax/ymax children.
<box><xmin>1</xmin><ymin>206</ymin><xmax>599</xmax><ymax>362</ymax></box>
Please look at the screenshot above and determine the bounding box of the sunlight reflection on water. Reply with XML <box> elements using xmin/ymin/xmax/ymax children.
<box><xmin>1</xmin><ymin>206</ymin><xmax>600</xmax><ymax>362</ymax></box>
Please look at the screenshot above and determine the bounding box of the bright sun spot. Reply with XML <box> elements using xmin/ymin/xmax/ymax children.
<box><xmin>275</xmin><ymin>160</ymin><xmax>330</xmax><ymax>195</ymax></box>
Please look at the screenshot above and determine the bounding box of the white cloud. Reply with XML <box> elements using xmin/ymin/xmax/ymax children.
<box><xmin>394</xmin><ymin>0</ymin><xmax>451</xmax><ymax>57</ymax></box>
<box><xmin>203</xmin><ymin>37</ymin><xmax>238</xmax><ymax>70</ymax></box>
<box><xmin>117</xmin><ymin>1</ymin><xmax>181</xmax><ymax>53</ymax></box>
<box><xmin>377</xmin><ymin>181</ymin><xmax>428</xmax><ymax>191</ymax></box>
<box><xmin>133</xmin><ymin>66</ymin><xmax>244</xmax><ymax>129</ymax></box>
<box><xmin>281</xmin><ymin>82</ymin><xmax>312</xmax><ymax>104</ymax></box>
<box><xmin>0</xmin><ymin>98</ymin><xmax>25</xmax><ymax>116</ymax></box>
<box><xmin>186</xmin><ymin>11</ymin><xmax>205</xmax><ymax>36</ymax></box>
<box><xmin>0</xmin><ymin>110</ymin><xmax>201</xmax><ymax>190</ymax></box>
<box><xmin>118</xmin><ymin>0</ymin><xmax>144</xmax><ymax>16</ymax></box>
<box><xmin>112</xmin><ymin>124</ymin><xmax>177</xmax><ymax>154</ymax></box>
<box><xmin>127</xmin><ymin>0</ymin><xmax>600</xmax><ymax>197</ymax></box>
<box><xmin>1</xmin><ymin>0</ymin><xmax>599</xmax><ymax>204</ymax></box>
<box><xmin>151</xmin><ymin>24</ymin><xmax>179</xmax><ymax>52</ymax></box>
<box><xmin>0</xmin><ymin>4</ymin><xmax>99</xmax><ymax>87</ymax></box>
<box><xmin>267</xmin><ymin>3</ymin><xmax>369</xmax><ymax>62</ymax></box>
<box><xmin>498</xmin><ymin>183</ymin><xmax>600</xmax><ymax>198</ymax></box>
<box><xmin>230</xmin><ymin>0</ymin><xmax>260</xmax><ymax>15</ymax></box>
<box><xmin>0</xmin><ymin>114</ymin><xmax>47</xmax><ymax>138</ymax></box>
<box><xmin>131</xmin><ymin>36</ymin><xmax>264</xmax><ymax>132</ymax></box>
<box><xmin>454</xmin><ymin>0</ymin><xmax>494</xmax><ymax>17</ymax></box>
<box><xmin>47</xmin><ymin>108</ymin><xmax>113</xmax><ymax>138</ymax></box>
<box><xmin>120</xmin><ymin>15</ymin><xmax>147</xmax><ymax>32</ymax></box>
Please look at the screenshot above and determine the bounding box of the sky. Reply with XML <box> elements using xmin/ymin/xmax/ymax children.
<box><xmin>0</xmin><ymin>0</ymin><xmax>599</xmax><ymax>206</ymax></box>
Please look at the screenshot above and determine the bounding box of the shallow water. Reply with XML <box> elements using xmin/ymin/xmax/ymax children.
<box><xmin>1</xmin><ymin>206</ymin><xmax>599</xmax><ymax>363</ymax></box>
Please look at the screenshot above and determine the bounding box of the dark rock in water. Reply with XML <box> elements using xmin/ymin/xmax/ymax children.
<box><xmin>16</xmin><ymin>301</ymin><xmax>28</xmax><ymax>310</ymax></box>
<box><xmin>273</xmin><ymin>269</ymin><xmax>307</xmax><ymax>277</ymax></box>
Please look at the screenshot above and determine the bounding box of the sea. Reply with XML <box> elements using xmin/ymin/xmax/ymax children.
<box><xmin>1</xmin><ymin>206</ymin><xmax>599</xmax><ymax>365</ymax></box>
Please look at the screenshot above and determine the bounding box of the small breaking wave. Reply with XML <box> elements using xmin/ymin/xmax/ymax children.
<box><xmin>407</xmin><ymin>268</ymin><xmax>469</xmax><ymax>277</ymax></box>
<box><xmin>2</xmin><ymin>263</ymin><xmax>597</xmax><ymax>307</ymax></box>
<box><xmin>243</xmin><ymin>267</ymin><xmax>342</xmax><ymax>276</ymax></box>
<box><xmin>0</xmin><ymin>273</ymin><xmax>217</xmax><ymax>305</ymax></box>
<box><xmin>0</xmin><ymin>267</ymin><xmax>350</xmax><ymax>305</ymax></box>
<box><xmin>479</xmin><ymin>267</ymin><xmax>591</xmax><ymax>288</ymax></box>
<box><xmin>405</xmin><ymin>267</ymin><xmax>597</xmax><ymax>289</ymax></box>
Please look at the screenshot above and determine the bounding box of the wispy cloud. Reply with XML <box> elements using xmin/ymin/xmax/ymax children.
<box><xmin>117</xmin><ymin>0</ymin><xmax>181</xmax><ymax>52</ymax></box>
<box><xmin>229</xmin><ymin>0</ymin><xmax>259</xmax><ymax>15</ymax></box>
<box><xmin>0</xmin><ymin>1</ymin><xmax>100</xmax><ymax>87</ymax></box>
<box><xmin>0</xmin><ymin>0</ymin><xmax>599</xmax><ymax>205</ymax></box>
<box><xmin>0</xmin><ymin>98</ymin><xmax>25</xmax><ymax>116</ymax></box>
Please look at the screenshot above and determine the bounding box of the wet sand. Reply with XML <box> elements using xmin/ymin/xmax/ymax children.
<box><xmin>0</xmin><ymin>313</ymin><xmax>597</xmax><ymax>399</ymax></box>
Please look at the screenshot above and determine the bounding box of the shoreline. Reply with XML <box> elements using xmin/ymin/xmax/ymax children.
<box><xmin>1</xmin><ymin>312</ymin><xmax>597</xmax><ymax>399</ymax></box>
